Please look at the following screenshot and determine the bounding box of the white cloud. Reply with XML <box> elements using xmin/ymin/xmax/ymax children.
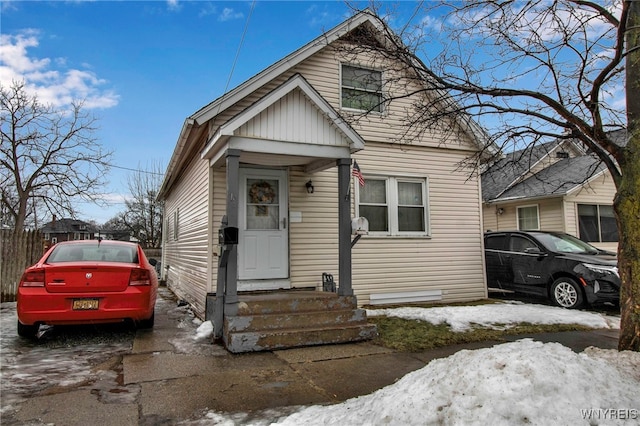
<box><xmin>218</xmin><ymin>7</ymin><xmax>243</xmax><ymax>22</ymax></box>
<box><xmin>0</xmin><ymin>32</ymin><xmax>119</xmax><ymax>109</ymax></box>
<box><xmin>198</xmin><ymin>3</ymin><xmax>217</xmax><ymax>18</ymax></box>
<box><xmin>166</xmin><ymin>0</ymin><xmax>180</xmax><ymax>12</ymax></box>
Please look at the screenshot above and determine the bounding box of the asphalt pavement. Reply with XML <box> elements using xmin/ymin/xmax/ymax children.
<box><xmin>4</xmin><ymin>287</ymin><xmax>620</xmax><ymax>425</ymax></box>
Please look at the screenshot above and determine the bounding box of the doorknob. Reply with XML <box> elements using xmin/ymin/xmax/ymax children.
<box><xmin>282</xmin><ymin>218</ymin><xmax>287</xmax><ymax>229</ymax></box>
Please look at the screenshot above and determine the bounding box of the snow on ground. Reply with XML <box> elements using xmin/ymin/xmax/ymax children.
<box><xmin>365</xmin><ymin>300</ymin><xmax>621</xmax><ymax>331</ymax></box>
<box><xmin>3</xmin><ymin>297</ymin><xmax>637</xmax><ymax>425</ymax></box>
<box><xmin>188</xmin><ymin>302</ymin><xmax>637</xmax><ymax>426</ymax></box>
<box><xmin>263</xmin><ymin>339</ymin><xmax>639</xmax><ymax>426</ymax></box>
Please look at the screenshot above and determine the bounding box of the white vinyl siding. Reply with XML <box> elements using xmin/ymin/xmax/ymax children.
<box><xmin>483</xmin><ymin>199</ymin><xmax>564</xmax><ymax>233</ymax></box>
<box><xmin>162</xmin><ymin>36</ymin><xmax>489</xmax><ymax>311</ymax></box>
<box><xmin>348</xmin><ymin>143</ymin><xmax>486</xmax><ymax>305</ymax></box>
<box><xmin>162</xmin><ymin>154</ymin><xmax>210</xmax><ymax>316</ymax></box>
<box><xmin>287</xmin><ymin>143</ymin><xmax>486</xmax><ymax>306</ymax></box>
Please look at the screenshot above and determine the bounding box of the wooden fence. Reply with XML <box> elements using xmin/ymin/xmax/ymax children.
<box><xmin>1</xmin><ymin>229</ymin><xmax>44</xmax><ymax>302</ymax></box>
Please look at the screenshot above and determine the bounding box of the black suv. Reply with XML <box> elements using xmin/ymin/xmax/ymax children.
<box><xmin>484</xmin><ymin>230</ymin><xmax>620</xmax><ymax>308</ymax></box>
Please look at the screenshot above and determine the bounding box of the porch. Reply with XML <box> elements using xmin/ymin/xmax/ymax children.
<box><xmin>207</xmin><ymin>290</ymin><xmax>377</xmax><ymax>353</ymax></box>
<box><xmin>201</xmin><ymin>75</ymin><xmax>376</xmax><ymax>353</ymax></box>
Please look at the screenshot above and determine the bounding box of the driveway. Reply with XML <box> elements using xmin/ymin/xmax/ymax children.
<box><xmin>1</xmin><ymin>287</ymin><xmax>621</xmax><ymax>425</ymax></box>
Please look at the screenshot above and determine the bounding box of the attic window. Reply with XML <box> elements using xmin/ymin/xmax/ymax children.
<box><xmin>341</xmin><ymin>65</ymin><xmax>382</xmax><ymax>112</ymax></box>
<box><xmin>556</xmin><ymin>151</ymin><xmax>569</xmax><ymax>159</ymax></box>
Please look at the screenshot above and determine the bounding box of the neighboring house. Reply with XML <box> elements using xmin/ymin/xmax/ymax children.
<box><xmin>95</xmin><ymin>229</ymin><xmax>133</xmax><ymax>242</ymax></box>
<box><xmin>157</xmin><ymin>12</ymin><xmax>493</xmax><ymax>350</ymax></box>
<box><xmin>41</xmin><ymin>216</ymin><xmax>97</xmax><ymax>244</ymax></box>
<box><xmin>481</xmin><ymin>131</ymin><xmax>626</xmax><ymax>253</ymax></box>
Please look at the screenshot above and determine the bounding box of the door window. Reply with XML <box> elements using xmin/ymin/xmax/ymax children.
<box><xmin>246</xmin><ymin>179</ymin><xmax>279</xmax><ymax>230</ymax></box>
<box><xmin>509</xmin><ymin>235</ymin><xmax>539</xmax><ymax>253</ymax></box>
<box><xmin>485</xmin><ymin>234</ymin><xmax>507</xmax><ymax>250</ymax></box>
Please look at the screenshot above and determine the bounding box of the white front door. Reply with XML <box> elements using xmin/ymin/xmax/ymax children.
<box><xmin>238</xmin><ymin>168</ymin><xmax>289</xmax><ymax>284</ymax></box>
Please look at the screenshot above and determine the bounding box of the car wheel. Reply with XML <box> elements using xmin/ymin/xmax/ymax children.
<box><xmin>137</xmin><ymin>311</ymin><xmax>155</xmax><ymax>329</ymax></box>
<box><xmin>17</xmin><ymin>321</ymin><xmax>39</xmax><ymax>339</ymax></box>
<box><xmin>551</xmin><ymin>278</ymin><xmax>584</xmax><ymax>309</ymax></box>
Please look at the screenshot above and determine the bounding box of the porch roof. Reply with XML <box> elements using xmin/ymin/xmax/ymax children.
<box><xmin>201</xmin><ymin>74</ymin><xmax>365</xmax><ymax>172</ymax></box>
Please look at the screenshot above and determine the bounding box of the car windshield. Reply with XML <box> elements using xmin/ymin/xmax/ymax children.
<box><xmin>534</xmin><ymin>233</ymin><xmax>599</xmax><ymax>255</ymax></box>
<box><xmin>47</xmin><ymin>243</ymin><xmax>137</xmax><ymax>263</ymax></box>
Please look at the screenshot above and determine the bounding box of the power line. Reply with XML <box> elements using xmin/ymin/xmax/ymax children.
<box><xmin>215</xmin><ymin>0</ymin><xmax>256</xmax><ymax>118</ymax></box>
<box><xmin>100</xmin><ymin>162</ymin><xmax>165</xmax><ymax>176</ymax></box>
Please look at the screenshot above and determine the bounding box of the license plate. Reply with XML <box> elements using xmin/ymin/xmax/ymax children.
<box><xmin>73</xmin><ymin>299</ymin><xmax>99</xmax><ymax>310</ymax></box>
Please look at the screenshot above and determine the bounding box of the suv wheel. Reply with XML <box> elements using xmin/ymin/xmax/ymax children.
<box><xmin>551</xmin><ymin>278</ymin><xmax>584</xmax><ymax>309</ymax></box>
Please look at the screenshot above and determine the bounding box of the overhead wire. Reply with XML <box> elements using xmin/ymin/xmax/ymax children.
<box><xmin>213</xmin><ymin>0</ymin><xmax>257</xmax><ymax>119</ymax></box>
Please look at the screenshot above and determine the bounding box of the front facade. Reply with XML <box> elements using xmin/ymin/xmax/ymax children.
<box><xmin>482</xmin><ymin>139</ymin><xmax>619</xmax><ymax>253</ymax></box>
<box><xmin>158</xmin><ymin>13</ymin><xmax>491</xmax><ymax>322</ymax></box>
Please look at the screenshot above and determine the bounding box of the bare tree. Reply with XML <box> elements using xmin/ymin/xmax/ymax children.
<box><xmin>340</xmin><ymin>1</ymin><xmax>638</xmax><ymax>350</ymax></box>
<box><xmin>1</xmin><ymin>80</ymin><xmax>112</xmax><ymax>231</ymax></box>
<box><xmin>120</xmin><ymin>161</ymin><xmax>164</xmax><ymax>248</ymax></box>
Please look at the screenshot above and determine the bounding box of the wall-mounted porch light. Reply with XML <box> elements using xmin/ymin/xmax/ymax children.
<box><xmin>305</xmin><ymin>180</ymin><xmax>314</xmax><ymax>194</ymax></box>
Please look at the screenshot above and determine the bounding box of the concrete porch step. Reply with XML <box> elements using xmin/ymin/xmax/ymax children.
<box><xmin>236</xmin><ymin>291</ymin><xmax>358</xmax><ymax>315</ymax></box>
<box><xmin>225</xmin><ymin>322</ymin><xmax>378</xmax><ymax>353</ymax></box>
<box><xmin>225</xmin><ymin>308</ymin><xmax>369</xmax><ymax>332</ymax></box>
<box><xmin>222</xmin><ymin>290</ymin><xmax>377</xmax><ymax>353</ymax></box>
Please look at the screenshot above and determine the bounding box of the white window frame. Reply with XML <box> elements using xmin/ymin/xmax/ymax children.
<box><xmin>355</xmin><ymin>175</ymin><xmax>430</xmax><ymax>237</ymax></box>
<box><xmin>517</xmin><ymin>205</ymin><xmax>540</xmax><ymax>230</ymax></box>
<box><xmin>340</xmin><ymin>64</ymin><xmax>383</xmax><ymax>113</ymax></box>
<box><xmin>173</xmin><ymin>208</ymin><xmax>179</xmax><ymax>241</ymax></box>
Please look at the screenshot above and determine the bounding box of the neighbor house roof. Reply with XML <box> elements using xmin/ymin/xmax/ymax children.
<box><xmin>493</xmin><ymin>155</ymin><xmax>607</xmax><ymax>202</ymax></box>
<box><xmin>41</xmin><ymin>218</ymin><xmax>96</xmax><ymax>234</ymax></box>
<box><xmin>482</xmin><ymin>140</ymin><xmax>569</xmax><ymax>201</ymax></box>
<box><xmin>481</xmin><ymin>130</ymin><xmax>627</xmax><ymax>203</ymax></box>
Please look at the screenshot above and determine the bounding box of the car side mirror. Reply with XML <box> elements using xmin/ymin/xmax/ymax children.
<box><xmin>524</xmin><ymin>247</ymin><xmax>546</xmax><ymax>256</ymax></box>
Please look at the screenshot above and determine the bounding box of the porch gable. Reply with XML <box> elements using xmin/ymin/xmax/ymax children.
<box><xmin>201</xmin><ymin>74</ymin><xmax>365</xmax><ymax>168</ymax></box>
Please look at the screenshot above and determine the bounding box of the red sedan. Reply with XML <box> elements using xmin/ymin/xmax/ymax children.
<box><xmin>17</xmin><ymin>240</ymin><xmax>158</xmax><ymax>338</ymax></box>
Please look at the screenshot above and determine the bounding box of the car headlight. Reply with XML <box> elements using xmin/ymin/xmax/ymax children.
<box><xmin>583</xmin><ymin>263</ymin><xmax>619</xmax><ymax>278</ymax></box>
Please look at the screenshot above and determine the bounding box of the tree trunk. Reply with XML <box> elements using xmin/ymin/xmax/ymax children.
<box><xmin>617</xmin><ymin>0</ymin><xmax>640</xmax><ymax>351</ymax></box>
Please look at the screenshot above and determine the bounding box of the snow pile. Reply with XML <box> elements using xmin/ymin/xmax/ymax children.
<box><xmin>271</xmin><ymin>339</ymin><xmax>640</xmax><ymax>426</ymax></box>
<box><xmin>194</xmin><ymin>320</ymin><xmax>213</xmax><ymax>341</ymax></box>
<box><xmin>366</xmin><ymin>302</ymin><xmax>616</xmax><ymax>331</ymax></box>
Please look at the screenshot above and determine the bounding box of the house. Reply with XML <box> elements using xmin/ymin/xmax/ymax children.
<box><xmin>95</xmin><ymin>229</ymin><xmax>134</xmax><ymax>242</ymax></box>
<box><xmin>481</xmin><ymin>131</ymin><xmax>626</xmax><ymax>253</ymax></box>
<box><xmin>157</xmin><ymin>11</ymin><xmax>493</xmax><ymax>352</ymax></box>
<box><xmin>41</xmin><ymin>216</ymin><xmax>97</xmax><ymax>244</ymax></box>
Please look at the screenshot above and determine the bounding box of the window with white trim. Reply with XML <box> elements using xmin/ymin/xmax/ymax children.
<box><xmin>356</xmin><ymin>176</ymin><xmax>429</xmax><ymax>236</ymax></box>
<box><xmin>341</xmin><ymin>64</ymin><xmax>383</xmax><ymax>112</ymax></box>
<box><xmin>517</xmin><ymin>205</ymin><xmax>539</xmax><ymax>230</ymax></box>
<box><xmin>173</xmin><ymin>209</ymin><xmax>179</xmax><ymax>241</ymax></box>
<box><xmin>578</xmin><ymin>204</ymin><xmax>618</xmax><ymax>242</ymax></box>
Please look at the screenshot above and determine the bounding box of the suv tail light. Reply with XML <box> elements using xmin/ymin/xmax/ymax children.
<box><xmin>129</xmin><ymin>268</ymin><xmax>151</xmax><ymax>286</ymax></box>
<box><xmin>20</xmin><ymin>270</ymin><xmax>45</xmax><ymax>287</ymax></box>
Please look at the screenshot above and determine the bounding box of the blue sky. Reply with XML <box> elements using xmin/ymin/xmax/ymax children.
<box><xmin>1</xmin><ymin>1</ymin><xmax>624</xmax><ymax>225</ymax></box>
<box><xmin>1</xmin><ymin>0</ymin><xmax>381</xmax><ymax>224</ymax></box>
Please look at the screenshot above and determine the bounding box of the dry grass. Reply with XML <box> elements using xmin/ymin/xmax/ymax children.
<box><xmin>369</xmin><ymin>316</ymin><xmax>594</xmax><ymax>352</ymax></box>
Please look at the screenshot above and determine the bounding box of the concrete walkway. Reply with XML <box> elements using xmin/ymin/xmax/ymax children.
<box><xmin>8</xmin><ymin>288</ymin><xmax>620</xmax><ymax>425</ymax></box>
